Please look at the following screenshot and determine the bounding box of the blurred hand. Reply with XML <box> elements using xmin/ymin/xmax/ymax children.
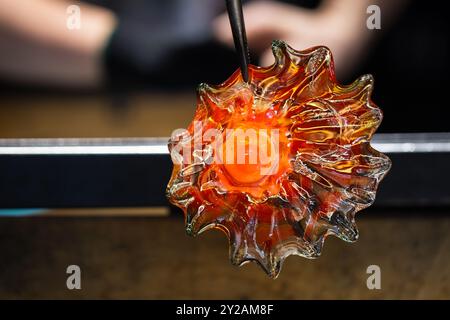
<box><xmin>0</xmin><ymin>0</ymin><xmax>116</xmax><ymax>88</ymax></box>
<box><xmin>213</xmin><ymin>0</ymin><xmax>374</xmax><ymax>79</ymax></box>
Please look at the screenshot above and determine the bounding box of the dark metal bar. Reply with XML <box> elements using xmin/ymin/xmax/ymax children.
<box><xmin>1</xmin><ymin>133</ymin><xmax>450</xmax><ymax>155</ymax></box>
<box><xmin>226</xmin><ymin>0</ymin><xmax>250</xmax><ymax>82</ymax></box>
<box><xmin>0</xmin><ymin>133</ymin><xmax>449</xmax><ymax>208</ymax></box>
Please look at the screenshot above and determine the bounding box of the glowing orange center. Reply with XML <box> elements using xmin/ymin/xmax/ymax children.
<box><xmin>220</xmin><ymin>126</ymin><xmax>279</xmax><ymax>185</ymax></box>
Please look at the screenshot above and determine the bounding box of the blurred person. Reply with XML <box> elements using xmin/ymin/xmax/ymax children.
<box><xmin>0</xmin><ymin>0</ymin><xmax>448</xmax><ymax>132</ymax></box>
<box><xmin>0</xmin><ymin>0</ymin><xmax>116</xmax><ymax>88</ymax></box>
<box><xmin>214</xmin><ymin>0</ymin><xmax>408</xmax><ymax>77</ymax></box>
<box><xmin>0</xmin><ymin>0</ymin><xmax>405</xmax><ymax>88</ymax></box>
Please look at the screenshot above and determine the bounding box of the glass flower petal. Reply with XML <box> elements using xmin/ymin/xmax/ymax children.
<box><xmin>166</xmin><ymin>41</ymin><xmax>391</xmax><ymax>278</ymax></box>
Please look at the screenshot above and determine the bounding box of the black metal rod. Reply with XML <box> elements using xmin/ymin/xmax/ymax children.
<box><xmin>1</xmin><ymin>133</ymin><xmax>450</xmax><ymax>208</ymax></box>
<box><xmin>226</xmin><ymin>0</ymin><xmax>250</xmax><ymax>82</ymax></box>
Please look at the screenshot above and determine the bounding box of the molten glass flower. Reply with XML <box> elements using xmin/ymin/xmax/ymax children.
<box><xmin>167</xmin><ymin>41</ymin><xmax>391</xmax><ymax>278</ymax></box>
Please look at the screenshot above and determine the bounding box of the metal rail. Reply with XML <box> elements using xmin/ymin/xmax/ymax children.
<box><xmin>0</xmin><ymin>133</ymin><xmax>449</xmax><ymax>155</ymax></box>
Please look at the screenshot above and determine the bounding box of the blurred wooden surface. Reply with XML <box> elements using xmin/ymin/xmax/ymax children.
<box><xmin>0</xmin><ymin>93</ymin><xmax>196</xmax><ymax>138</ymax></box>
<box><xmin>1</xmin><ymin>94</ymin><xmax>449</xmax><ymax>299</ymax></box>
<box><xmin>0</xmin><ymin>211</ymin><xmax>448</xmax><ymax>299</ymax></box>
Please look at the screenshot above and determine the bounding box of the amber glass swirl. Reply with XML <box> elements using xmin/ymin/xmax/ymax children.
<box><xmin>167</xmin><ymin>41</ymin><xmax>391</xmax><ymax>278</ymax></box>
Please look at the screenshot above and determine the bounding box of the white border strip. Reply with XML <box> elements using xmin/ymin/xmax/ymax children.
<box><xmin>0</xmin><ymin>133</ymin><xmax>449</xmax><ymax>155</ymax></box>
<box><xmin>372</xmin><ymin>142</ymin><xmax>450</xmax><ymax>153</ymax></box>
<box><xmin>0</xmin><ymin>145</ymin><xmax>169</xmax><ymax>155</ymax></box>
